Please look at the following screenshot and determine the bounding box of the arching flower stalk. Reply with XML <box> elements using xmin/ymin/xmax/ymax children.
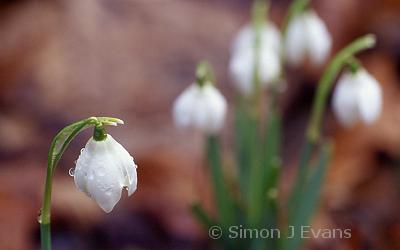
<box><xmin>39</xmin><ymin>117</ymin><xmax>137</xmax><ymax>250</ymax></box>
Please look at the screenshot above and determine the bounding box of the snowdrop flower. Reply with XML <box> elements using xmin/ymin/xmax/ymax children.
<box><xmin>74</xmin><ymin>132</ymin><xmax>138</xmax><ymax>213</ymax></box>
<box><xmin>173</xmin><ymin>82</ymin><xmax>227</xmax><ymax>134</ymax></box>
<box><xmin>229</xmin><ymin>23</ymin><xmax>282</xmax><ymax>95</ymax></box>
<box><xmin>285</xmin><ymin>10</ymin><xmax>332</xmax><ymax>66</ymax></box>
<box><xmin>332</xmin><ymin>69</ymin><xmax>382</xmax><ymax>127</ymax></box>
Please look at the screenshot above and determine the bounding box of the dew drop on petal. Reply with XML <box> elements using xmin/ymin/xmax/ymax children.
<box><xmin>68</xmin><ymin>168</ymin><xmax>75</xmax><ymax>177</ymax></box>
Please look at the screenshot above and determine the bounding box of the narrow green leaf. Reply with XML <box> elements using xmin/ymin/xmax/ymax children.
<box><xmin>234</xmin><ymin>100</ymin><xmax>258</xmax><ymax>200</ymax></box>
<box><xmin>288</xmin><ymin>140</ymin><xmax>314</xmax><ymax>222</ymax></box>
<box><xmin>263</xmin><ymin>109</ymin><xmax>282</xmax><ymax>193</ymax></box>
<box><xmin>207</xmin><ymin>135</ymin><xmax>235</xmax><ymax>229</ymax></box>
<box><xmin>284</xmin><ymin>143</ymin><xmax>332</xmax><ymax>250</ymax></box>
<box><xmin>190</xmin><ymin>203</ymin><xmax>215</xmax><ymax>229</ymax></box>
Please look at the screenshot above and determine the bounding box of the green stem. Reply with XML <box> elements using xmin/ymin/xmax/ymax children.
<box><xmin>249</xmin><ymin>0</ymin><xmax>269</xmax><ymax>119</ymax></box>
<box><xmin>306</xmin><ymin>34</ymin><xmax>376</xmax><ymax>143</ymax></box>
<box><xmin>39</xmin><ymin>116</ymin><xmax>123</xmax><ymax>250</ymax></box>
<box><xmin>282</xmin><ymin>0</ymin><xmax>310</xmax><ymax>38</ymax></box>
<box><xmin>196</xmin><ymin>61</ymin><xmax>215</xmax><ymax>87</ymax></box>
<box><xmin>285</xmin><ymin>34</ymin><xmax>375</xmax><ymax>249</ymax></box>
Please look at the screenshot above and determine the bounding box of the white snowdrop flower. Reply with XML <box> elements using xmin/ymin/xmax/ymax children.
<box><xmin>285</xmin><ymin>10</ymin><xmax>332</xmax><ymax>66</ymax></box>
<box><xmin>74</xmin><ymin>134</ymin><xmax>138</xmax><ymax>213</ymax></box>
<box><xmin>229</xmin><ymin>23</ymin><xmax>282</xmax><ymax>95</ymax></box>
<box><xmin>332</xmin><ymin>69</ymin><xmax>382</xmax><ymax>127</ymax></box>
<box><xmin>173</xmin><ymin>83</ymin><xmax>227</xmax><ymax>134</ymax></box>
<box><xmin>232</xmin><ymin>24</ymin><xmax>281</xmax><ymax>54</ymax></box>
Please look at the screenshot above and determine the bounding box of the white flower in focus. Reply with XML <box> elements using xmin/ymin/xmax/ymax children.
<box><xmin>173</xmin><ymin>83</ymin><xmax>227</xmax><ymax>134</ymax></box>
<box><xmin>285</xmin><ymin>10</ymin><xmax>332</xmax><ymax>66</ymax></box>
<box><xmin>332</xmin><ymin>69</ymin><xmax>382</xmax><ymax>127</ymax></box>
<box><xmin>74</xmin><ymin>134</ymin><xmax>137</xmax><ymax>213</ymax></box>
<box><xmin>229</xmin><ymin>23</ymin><xmax>282</xmax><ymax>95</ymax></box>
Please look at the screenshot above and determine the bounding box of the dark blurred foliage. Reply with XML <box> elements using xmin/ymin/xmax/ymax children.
<box><xmin>0</xmin><ymin>0</ymin><xmax>399</xmax><ymax>249</ymax></box>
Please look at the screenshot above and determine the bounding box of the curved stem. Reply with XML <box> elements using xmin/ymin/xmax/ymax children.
<box><xmin>39</xmin><ymin>116</ymin><xmax>123</xmax><ymax>250</ymax></box>
<box><xmin>306</xmin><ymin>34</ymin><xmax>376</xmax><ymax>143</ymax></box>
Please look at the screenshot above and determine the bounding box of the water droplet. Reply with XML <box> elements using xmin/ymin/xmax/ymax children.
<box><xmin>69</xmin><ymin>168</ymin><xmax>75</xmax><ymax>177</ymax></box>
<box><xmin>37</xmin><ymin>209</ymin><xmax>42</xmax><ymax>223</ymax></box>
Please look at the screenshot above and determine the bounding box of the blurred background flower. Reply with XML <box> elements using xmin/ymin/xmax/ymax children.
<box><xmin>0</xmin><ymin>0</ymin><xmax>399</xmax><ymax>249</ymax></box>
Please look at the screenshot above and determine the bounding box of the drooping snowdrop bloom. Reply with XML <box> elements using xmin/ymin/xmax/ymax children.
<box><xmin>74</xmin><ymin>134</ymin><xmax>138</xmax><ymax>213</ymax></box>
<box><xmin>229</xmin><ymin>23</ymin><xmax>282</xmax><ymax>95</ymax></box>
<box><xmin>285</xmin><ymin>10</ymin><xmax>332</xmax><ymax>66</ymax></box>
<box><xmin>332</xmin><ymin>69</ymin><xmax>382</xmax><ymax>127</ymax></box>
<box><xmin>173</xmin><ymin>82</ymin><xmax>227</xmax><ymax>134</ymax></box>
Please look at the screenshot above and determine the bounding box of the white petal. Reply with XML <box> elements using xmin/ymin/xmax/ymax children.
<box><xmin>285</xmin><ymin>14</ymin><xmax>307</xmax><ymax>66</ymax></box>
<box><xmin>229</xmin><ymin>22</ymin><xmax>282</xmax><ymax>95</ymax></box>
<box><xmin>259</xmin><ymin>47</ymin><xmax>281</xmax><ymax>85</ymax></box>
<box><xmin>356</xmin><ymin>70</ymin><xmax>382</xmax><ymax>124</ymax></box>
<box><xmin>197</xmin><ymin>84</ymin><xmax>227</xmax><ymax>133</ymax></box>
<box><xmin>304</xmin><ymin>11</ymin><xmax>332</xmax><ymax>66</ymax></box>
<box><xmin>74</xmin><ymin>148</ymin><xmax>91</xmax><ymax>196</ymax></box>
<box><xmin>332</xmin><ymin>72</ymin><xmax>359</xmax><ymax>127</ymax></box>
<box><xmin>173</xmin><ymin>84</ymin><xmax>227</xmax><ymax>134</ymax></box>
<box><xmin>231</xmin><ymin>23</ymin><xmax>281</xmax><ymax>55</ymax></box>
<box><xmin>229</xmin><ymin>45</ymin><xmax>281</xmax><ymax>95</ymax></box>
<box><xmin>229</xmin><ymin>49</ymin><xmax>255</xmax><ymax>95</ymax></box>
<box><xmin>75</xmin><ymin>137</ymin><xmax>125</xmax><ymax>213</ymax></box>
<box><xmin>106</xmin><ymin>135</ymin><xmax>138</xmax><ymax>196</ymax></box>
<box><xmin>173</xmin><ymin>85</ymin><xmax>197</xmax><ymax>128</ymax></box>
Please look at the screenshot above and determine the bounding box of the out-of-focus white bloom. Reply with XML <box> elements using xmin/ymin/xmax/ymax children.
<box><xmin>173</xmin><ymin>83</ymin><xmax>227</xmax><ymax>134</ymax></box>
<box><xmin>229</xmin><ymin>23</ymin><xmax>282</xmax><ymax>95</ymax></box>
<box><xmin>332</xmin><ymin>69</ymin><xmax>382</xmax><ymax>127</ymax></box>
<box><xmin>74</xmin><ymin>134</ymin><xmax>137</xmax><ymax>213</ymax></box>
<box><xmin>285</xmin><ymin>10</ymin><xmax>332</xmax><ymax>66</ymax></box>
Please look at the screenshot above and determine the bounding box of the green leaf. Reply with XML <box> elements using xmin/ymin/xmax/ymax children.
<box><xmin>288</xmin><ymin>140</ymin><xmax>313</xmax><ymax>223</ymax></box>
<box><xmin>206</xmin><ymin>135</ymin><xmax>235</xmax><ymax>229</ymax></box>
<box><xmin>234</xmin><ymin>100</ymin><xmax>258</xmax><ymax>200</ymax></box>
<box><xmin>263</xmin><ymin>108</ymin><xmax>282</xmax><ymax>195</ymax></box>
<box><xmin>190</xmin><ymin>203</ymin><xmax>215</xmax><ymax>230</ymax></box>
<box><xmin>284</xmin><ymin>143</ymin><xmax>332</xmax><ymax>250</ymax></box>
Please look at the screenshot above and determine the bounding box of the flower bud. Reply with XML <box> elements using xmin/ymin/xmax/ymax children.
<box><xmin>229</xmin><ymin>23</ymin><xmax>282</xmax><ymax>95</ymax></box>
<box><xmin>74</xmin><ymin>134</ymin><xmax>138</xmax><ymax>213</ymax></box>
<box><xmin>285</xmin><ymin>10</ymin><xmax>332</xmax><ymax>66</ymax></box>
<box><xmin>332</xmin><ymin>69</ymin><xmax>382</xmax><ymax>127</ymax></box>
<box><xmin>173</xmin><ymin>83</ymin><xmax>227</xmax><ymax>134</ymax></box>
